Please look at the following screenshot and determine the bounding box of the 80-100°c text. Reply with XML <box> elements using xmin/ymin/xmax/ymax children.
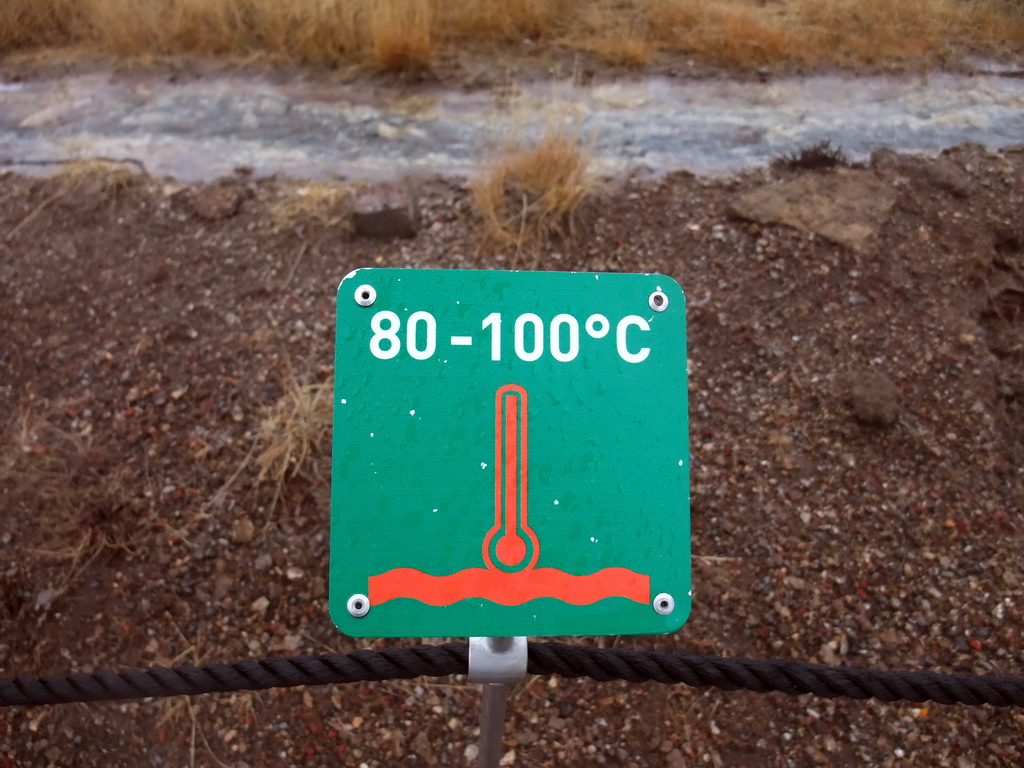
<box><xmin>368</xmin><ymin>310</ymin><xmax>659</xmax><ymax>364</ymax></box>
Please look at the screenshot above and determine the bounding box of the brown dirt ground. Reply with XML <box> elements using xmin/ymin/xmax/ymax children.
<box><xmin>1</xmin><ymin>136</ymin><xmax>1024</xmax><ymax>767</ymax></box>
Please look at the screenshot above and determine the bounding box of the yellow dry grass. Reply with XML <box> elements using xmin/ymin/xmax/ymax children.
<box><xmin>369</xmin><ymin>0</ymin><xmax>434</xmax><ymax>72</ymax></box>
<box><xmin>2</xmin><ymin>0</ymin><xmax>1021</xmax><ymax>71</ymax></box>
<box><xmin>254</xmin><ymin>376</ymin><xmax>333</xmax><ymax>509</ymax></box>
<box><xmin>646</xmin><ymin>0</ymin><xmax>1024</xmax><ymax>68</ymax></box>
<box><xmin>576</xmin><ymin>1</ymin><xmax>653</xmax><ymax>67</ymax></box>
<box><xmin>472</xmin><ymin>118</ymin><xmax>596</xmax><ymax>256</ymax></box>
<box><xmin>444</xmin><ymin>0</ymin><xmax>574</xmax><ymax>42</ymax></box>
<box><xmin>0</xmin><ymin>0</ymin><xmax>73</xmax><ymax>50</ymax></box>
<box><xmin>268</xmin><ymin>182</ymin><xmax>355</xmax><ymax>231</ymax></box>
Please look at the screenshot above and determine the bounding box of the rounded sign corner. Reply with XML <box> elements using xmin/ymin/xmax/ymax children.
<box><xmin>329</xmin><ymin>598</ymin><xmax>368</xmax><ymax>638</ymax></box>
<box><xmin>654</xmin><ymin>274</ymin><xmax>686</xmax><ymax>301</ymax></box>
<box><xmin>663</xmin><ymin>598</ymin><xmax>692</xmax><ymax>633</ymax></box>
<box><xmin>338</xmin><ymin>267</ymin><xmax>373</xmax><ymax>293</ymax></box>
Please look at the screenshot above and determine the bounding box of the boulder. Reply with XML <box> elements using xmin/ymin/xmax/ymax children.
<box><xmin>351</xmin><ymin>185</ymin><xmax>417</xmax><ymax>240</ymax></box>
<box><xmin>730</xmin><ymin>170</ymin><xmax>896</xmax><ymax>249</ymax></box>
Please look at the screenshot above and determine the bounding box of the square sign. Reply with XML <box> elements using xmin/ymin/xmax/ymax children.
<box><xmin>331</xmin><ymin>268</ymin><xmax>689</xmax><ymax>638</ymax></box>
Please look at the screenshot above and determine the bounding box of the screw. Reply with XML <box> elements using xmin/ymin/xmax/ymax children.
<box><xmin>347</xmin><ymin>593</ymin><xmax>370</xmax><ymax>617</ymax></box>
<box><xmin>649</xmin><ymin>291</ymin><xmax>669</xmax><ymax>312</ymax></box>
<box><xmin>354</xmin><ymin>285</ymin><xmax>376</xmax><ymax>307</ymax></box>
<box><xmin>653</xmin><ymin>592</ymin><xmax>675</xmax><ymax>615</ymax></box>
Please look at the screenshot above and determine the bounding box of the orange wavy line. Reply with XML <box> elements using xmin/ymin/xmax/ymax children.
<box><xmin>369</xmin><ymin>567</ymin><xmax>650</xmax><ymax>606</ymax></box>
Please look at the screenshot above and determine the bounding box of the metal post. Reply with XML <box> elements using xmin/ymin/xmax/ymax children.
<box><xmin>468</xmin><ymin>636</ymin><xmax>527</xmax><ymax>768</ymax></box>
<box><xmin>478</xmin><ymin>683</ymin><xmax>510</xmax><ymax>767</ymax></box>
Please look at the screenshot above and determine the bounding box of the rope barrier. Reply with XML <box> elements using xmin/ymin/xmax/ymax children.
<box><xmin>3</xmin><ymin>641</ymin><xmax>1023</xmax><ymax>709</ymax></box>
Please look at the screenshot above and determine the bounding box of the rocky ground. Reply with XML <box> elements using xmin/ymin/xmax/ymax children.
<box><xmin>1</xmin><ymin>136</ymin><xmax>1023</xmax><ymax>767</ymax></box>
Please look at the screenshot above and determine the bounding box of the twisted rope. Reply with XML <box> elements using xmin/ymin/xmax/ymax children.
<box><xmin>3</xmin><ymin>641</ymin><xmax>1023</xmax><ymax>708</ymax></box>
<box><xmin>529</xmin><ymin>643</ymin><xmax>1024</xmax><ymax>707</ymax></box>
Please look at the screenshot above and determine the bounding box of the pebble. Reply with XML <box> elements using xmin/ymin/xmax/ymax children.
<box><xmin>837</xmin><ymin>369</ymin><xmax>901</xmax><ymax>426</ymax></box>
<box><xmin>250</xmin><ymin>596</ymin><xmax>269</xmax><ymax>613</ymax></box>
<box><xmin>232</xmin><ymin>518</ymin><xmax>255</xmax><ymax>543</ymax></box>
<box><xmin>254</xmin><ymin>553</ymin><xmax>273</xmax><ymax>571</ymax></box>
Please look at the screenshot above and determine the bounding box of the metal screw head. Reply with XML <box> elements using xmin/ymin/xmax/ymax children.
<box><xmin>653</xmin><ymin>592</ymin><xmax>675</xmax><ymax>616</ymax></box>
<box><xmin>347</xmin><ymin>593</ymin><xmax>370</xmax><ymax>617</ymax></box>
<box><xmin>649</xmin><ymin>291</ymin><xmax>669</xmax><ymax>312</ymax></box>
<box><xmin>354</xmin><ymin>285</ymin><xmax>377</xmax><ymax>307</ymax></box>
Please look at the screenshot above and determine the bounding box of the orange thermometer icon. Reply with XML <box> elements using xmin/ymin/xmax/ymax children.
<box><xmin>483</xmin><ymin>385</ymin><xmax>540</xmax><ymax>572</ymax></box>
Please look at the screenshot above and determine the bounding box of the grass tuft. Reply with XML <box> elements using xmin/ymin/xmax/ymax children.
<box><xmin>0</xmin><ymin>0</ymin><xmax>76</xmax><ymax>51</ymax></box>
<box><xmin>472</xmin><ymin>118</ymin><xmax>597</xmax><ymax>256</ymax></box>
<box><xmin>771</xmin><ymin>140</ymin><xmax>853</xmax><ymax>172</ymax></box>
<box><xmin>0</xmin><ymin>407</ymin><xmax>145</xmax><ymax>599</ymax></box>
<box><xmin>369</xmin><ymin>0</ymin><xmax>434</xmax><ymax>73</ymax></box>
<box><xmin>255</xmin><ymin>376</ymin><xmax>333</xmax><ymax>509</ymax></box>
<box><xmin>268</xmin><ymin>182</ymin><xmax>355</xmax><ymax>231</ymax></box>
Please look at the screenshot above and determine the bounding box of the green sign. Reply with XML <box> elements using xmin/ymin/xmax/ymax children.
<box><xmin>330</xmin><ymin>268</ymin><xmax>690</xmax><ymax>638</ymax></box>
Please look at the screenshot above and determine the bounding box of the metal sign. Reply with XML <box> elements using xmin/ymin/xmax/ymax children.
<box><xmin>330</xmin><ymin>268</ymin><xmax>690</xmax><ymax>638</ymax></box>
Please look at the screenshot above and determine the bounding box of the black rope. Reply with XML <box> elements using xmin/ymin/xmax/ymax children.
<box><xmin>528</xmin><ymin>643</ymin><xmax>1024</xmax><ymax>707</ymax></box>
<box><xmin>3</xmin><ymin>641</ymin><xmax>1023</xmax><ymax>709</ymax></box>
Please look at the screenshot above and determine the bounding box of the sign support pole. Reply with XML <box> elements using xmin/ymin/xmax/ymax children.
<box><xmin>468</xmin><ymin>636</ymin><xmax>527</xmax><ymax>768</ymax></box>
<box><xmin>478</xmin><ymin>683</ymin><xmax>509</xmax><ymax>767</ymax></box>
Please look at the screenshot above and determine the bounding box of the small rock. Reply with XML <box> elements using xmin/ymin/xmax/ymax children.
<box><xmin>232</xmin><ymin>518</ymin><xmax>255</xmax><ymax>543</ymax></box>
<box><xmin>464</xmin><ymin>744</ymin><xmax>479</xmax><ymax>763</ymax></box>
<box><xmin>837</xmin><ymin>370</ymin><xmax>900</xmax><ymax>427</ymax></box>
<box><xmin>286</xmin><ymin>566</ymin><xmax>305</xmax><ymax>581</ymax></box>
<box><xmin>819</xmin><ymin>641</ymin><xmax>840</xmax><ymax>666</ymax></box>
<box><xmin>667</xmin><ymin>749</ymin><xmax>688</xmax><ymax>768</ymax></box>
<box><xmin>213</xmin><ymin>574</ymin><xmax>233</xmax><ymax>601</ymax></box>
<box><xmin>498</xmin><ymin>748</ymin><xmax>516</xmax><ymax>766</ymax></box>
<box><xmin>254</xmin><ymin>553</ymin><xmax>273</xmax><ymax>571</ymax></box>
<box><xmin>352</xmin><ymin>185</ymin><xmax>417</xmax><ymax>240</ymax></box>
<box><xmin>192</xmin><ymin>184</ymin><xmax>245</xmax><ymax>221</ymax></box>
<box><xmin>872</xmin><ymin>149</ymin><xmax>971</xmax><ymax>198</ymax></box>
<box><xmin>282</xmin><ymin>634</ymin><xmax>302</xmax><ymax>652</ymax></box>
<box><xmin>922</xmin><ymin>158</ymin><xmax>972</xmax><ymax>198</ymax></box>
<box><xmin>250</xmin><ymin>596</ymin><xmax>270</xmax><ymax>614</ymax></box>
<box><xmin>412</xmin><ymin>731</ymin><xmax>438</xmax><ymax>766</ymax></box>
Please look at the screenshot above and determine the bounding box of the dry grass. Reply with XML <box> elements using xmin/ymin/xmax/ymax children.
<box><xmin>0</xmin><ymin>0</ymin><xmax>75</xmax><ymax>51</ymax></box>
<box><xmin>0</xmin><ymin>407</ymin><xmax>147</xmax><ymax>598</ymax></box>
<box><xmin>254</xmin><ymin>376</ymin><xmax>333</xmax><ymax>509</ymax></box>
<box><xmin>576</xmin><ymin>2</ymin><xmax>653</xmax><ymax>67</ymax></box>
<box><xmin>771</xmin><ymin>139</ymin><xmax>853</xmax><ymax>172</ymax></box>
<box><xmin>472</xmin><ymin>118</ymin><xmax>597</xmax><ymax>257</ymax></box>
<box><xmin>6</xmin><ymin>160</ymin><xmax>142</xmax><ymax>242</ymax></box>
<box><xmin>369</xmin><ymin>0</ymin><xmax>433</xmax><ymax>72</ymax></box>
<box><xmin>579</xmin><ymin>34</ymin><xmax>653</xmax><ymax>68</ymax></box>
<box><xmin>647</xmin><ymin>0</ymin><xmax>1024</xmax><ymax>68</ymax></box>
<box><xmin>268</xmin><ymin>182</ymin><xmax>355</xmax><ymax>231</ymax></box>
<box><xmin>443</xmin><ymin>0</ymin><xmax>574</xmax><ymax>42</ymax></box>
<box><xmin>2</xmin><ymin>0</ymin><xmax>1021</xmax><ymax>71</ymax></box>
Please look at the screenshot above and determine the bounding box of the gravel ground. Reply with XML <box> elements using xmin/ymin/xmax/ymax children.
<box><xmin>1</xmin><ymin>138</ymin><xmax>1023</xmax><ymax>767</ymax></box>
